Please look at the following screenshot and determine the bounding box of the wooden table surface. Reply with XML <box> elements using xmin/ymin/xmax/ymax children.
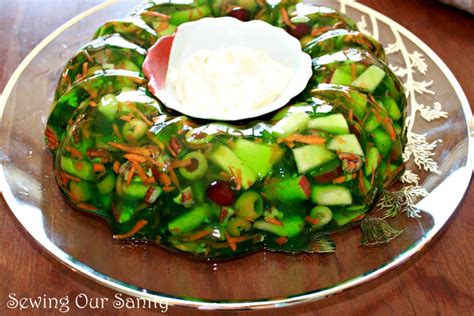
<box><xmin>0</xmin><ymin>0</ymin><xmax>472</xmax><ymax>315</ymax></box>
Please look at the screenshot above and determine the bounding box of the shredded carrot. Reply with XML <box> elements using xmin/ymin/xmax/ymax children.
<box><xmin>112</xmin><ymin>124</ymin><xmax>123</xmax><ymax>140</ymax></box>
<box><xmin>277</xmin><ymin>134</ymin><xmax>326</xmax><ymax>145</ymax></box>
<box><xmin>169</xmin><ymin>158</ymin><xmax>192</xmax><ymax>169</ymax></box>
<box><xmin>265</xmin><ymin>217</ymin><xmax>283</xmax><ymax>226</ymax></box>
<box><xmin>169</xmin><ymin>169</ymin><xmax>180</xmax><ymax>189</ymax></box>
<box><xmin>351</xmin><ymin>63</ymin><xmax>357</xmax><ymax>81</ymax></box>
<box><xmin>370</xmin><ymin>168</ymin><xmax>376</xmax><ymax>186</ymax></box>
<box><xmin>83</xmin><ymin>50</ymin><xmax>93</xmax><ymax>63</ymax></box>
<box><xmin>141</xmin><ymin>11</ymin><xmax>170</xmax><ymax>19</ymax></box>
<box><xmin>132</xmin><ymin>161</ymin><xmax>151</xmax><ymax>184</ymax></box>
<box><xmin>66</xmin><ymin>191</ymin><xmax>80</xmax><ymax>203</ymax></box>
<box><xmin>93</xmin><ymin>163</ymin><xmax>106</xmax><ymax>173</ymax></box>
<box><xmin>126</xmin><ymin>164</ymin><xmax>136</xmax><ymax>185</ymax></box>
<box><xmin>332</xmin><ymin>175</ymin><xmax>347</xmax><ymax>184</ymax></box>
<box><xmin>358</xmin><ymin>169</ymin><xmax>367</xmax><ymax>195</ymax></box>
<box><xmin>119</xmin><ymin>114</ymin><xmax>133</xmax><ymax>122</ymax></box>
<box><xmin>113</xmin><ymin>161</ymin><xmax>121</xmax><ymax>174</ymax></box>
<box><xmin>184</xmin><ymin>230</ymin><xmax>211</xmax><ymax>242</ymax></box>
<box><xmin>166</xmin><ymin>143</ymin><xmax>177</xmax><ymax>157</ymax></box>
<box><xmin>383</xmin><ymin>117</ymin><xmax>397</xmax><ymax>141</ymax></box>
<box><xmin>225</xmin><ymin>233</ymin><xmax>252</xmax><ymax>252</ymax></box>
<box><xmin>146</xmin><ymin>132</ymin><xmax>165</xmax><ymax>150</ymax></box>
<box><xmin>156</xmin><ymin>21</ymin><xmax>170</xmax><ymax>33</ymax></box>
<box><xmin>76</xmin><ymin>202</ymin><xmax>98</xmax><ymax>211</ymax></box>
<box><xmin>113</xmin><ymin>219</ymin><xmax>148</xmax><ymax>239</ymax></box>
<box><xmin>351</xmin><ymin>214</ymin><xmax>366</xmax><ymax>222</ymax></box>
<box><xmin>124</xmin><ymin>153</ymin><xmax>146</xmax><ymax>163</ymax></box>
<box><xmin>218</xmin><ymin>171</ymin><xmax>232</xmax><ymax>181</ymax></box>
<box><xmin>82</xmin><ymin>62</ymin><xmax>89</xmax><ymax>78</ymax></box>
<box><xmin>163</xmin><ymin>186</ymin><xmax>176</xmax><ymax>192</ymax></box>
<box><xmin>66</xmin><ymin>146</ymin><xmax>83</xmax><ymax>159</ymax></box>
<box><xmin>304</xmin><ymin>216</ymin><xmax>320</xmax><ymax>226</ymax></box>
<box><xmin>275</xmin><ymin>236</ymin><xmax>288</xmax><ymax>246</ymax></box>
<box><xmin>159</xmin><ymin>173</ymin><xmax>172</xmax><ymax>187</ymax></box>
<box><xmin>370</xmin><ymin>108</ymin><xmax>384</xmax><ymax>123</ymax></box>
<box><xmin>280</xmin><ymin>7</ymin><xmax>295</xmax><ymax>29</ymax></box>
<box><xmin>136</xmin><ymin>109</ymin><xmax>154</xmax><ymax>126</ymax></box>
<box><xmin>108</xmin><ymin>142</ymin><xmax>153</xmax><ymax>156</ymax></box>
<box><xmin>348</xmin><ymin>108</ymin><xmax>354</xmax><ymax>122</ymax></box>
<box><xmin>335</xmin><ymin>136</ymin><xmax>346</xmax><ymax>144</ymax></box>
<box><xmin>63</xmin><ymin>173</ymin><xmax>81</xmax><ymax>183</ymax></box>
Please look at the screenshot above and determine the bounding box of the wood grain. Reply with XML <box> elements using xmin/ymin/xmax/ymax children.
<box><xmin>0</xmin><ymin>0</ymin><xmax>473</xmax><ymax>315</ymax></box>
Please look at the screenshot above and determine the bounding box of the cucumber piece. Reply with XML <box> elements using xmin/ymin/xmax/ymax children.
<box><xmin>226</xmin><ymin>217</ymin><xmax>252</xmax><ymax>237</ymax></box>
<box><xmin>348</xmin><ymin>91</ymin><xmax>367</xmax><ymax>118</ymax></box>
<box><xmin>272</xmin><ymin>112</ymin><xmax>310</xmax><ymax>137</ymax></box>
<box><xmin>179</xmin><ymin>151</ymin><xmax>208</xmax><ymax>181</ymax></box>
<box><xmin>332</xmin><ymin>208</ymin><xmax>366</xmax><ymax>226</ymax></box>
<box><xmin>327</xmin><ymin>134</ymin><xmax>364</xmax><ymax>156</ymax></box>
<box><xmin>60</xmin><ymin>156</ymin><xmax>95</xmax><ymax>181</ymax></box>
<box><xmin>292</xmin><ymin>145</ymin><xmax>337</xmax><ymax>174</ymax></box>
<box><xmin>253</xmin><ymin>216</ymin><xmax>305</xmax><ymax>238</ymax></box>
<box><xmin>234</xmin><ymin>191</ymin><xmax>263</xmax><ymax>220</ymax></box>
<box><xmin>157</xmin><ymin>23</ymin><xmax>176</xmax><ymax>37</ymax></box>
<box><xmin>372</xmin><ymin>127</ymin><xmax>393</xmax><ymax>156</ymax></box>
<box><xmin>169</xmin><ymin>5</ymin><xmax>212</xmax><ymax>26</ymax></box>
<box><xmin>233</xmin><ymin>139</ymin><xmax>283</xmax><ymax>178</ymax></box>
<box><xmin>69</xmin><ymin>181</ymin><xmax>93</xmax><ymax>202</ymax></box>
<box><xmin>382</xmin><ymin>96</ymin><xmax>402</xmax><ymax>121</ymax></box>
<box><xmin>351</xmin><ymin>65</ymin><xmax>386</xmax><ymax>93</ymax></box>
<box><xmin>263</xmin><ymin>175</ymin><xmax>311</xmax><ymax>202</ymax></box>
<box><xmin>330</xmin><ymin>69</ymin><xmax>352</xmax><ymax>85</ymax></box>
<box><xmin>364</xmin><ymin>113</ymin><xmax>381</xmax><ymax>132</ymax></box>
<box><xmin>311</xmin><ymin>185</ymin><xmax>353</xmax><ymax>205</ymax></box>
<box><xmin>123</xmin><ymin>181</ymin><xmax>151</xmax><ymax>199</ymax></box>
<box><xmin>308</xmin><ymin>113</ymin><xmax>349</xmax><ymax>135</ymax></box>
<box><xmin>168</xmin><ymin>204</ymin><xmax>212</xmax><ymax>236</ymax></box>
<box><xmin>209</xmin><ymin>145</ymin><xmax>257</xmax><ymax>190</ymax></box>
<box><xmin>364</xmin><ymin>147</ymin><xmax>380</xmax><ymax>176</ymax></box>
<box><xmin>309</xmin><ymin>205</ymin><xmax>333</xmax><ymax>228</ymax></box>
<box><xmin>97</xmin><ymin>172</ymin><xmax>116</xmax><ymax>195</ymax></box>
<box><xmin>97</xmin><ymin>94</ymin><xmax>119</xmax><ymax>121</ymax></box>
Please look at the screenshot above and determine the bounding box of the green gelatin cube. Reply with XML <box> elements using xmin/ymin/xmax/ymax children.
<box><xmin>60</xmin><ymin>156</ymin><xmax>95</xmax><ymax>181</ymax></box>
<box><xmin>253</xmin><ymin>216</ymin><xmax>305</xmax><ymax>238</ymax></box>
<box><xmin>351</xmin><ymin>65</ymin><xmax>386</xmax><ymax>93</ymax></box>
<box><xmin>327</xmin><ymin>134</ymin><xmax>364</xmax><ymax>156</ymax></box>
<box><xmin>308</xmin><ymin>113</ymin><xmax>349</xmax><ymax>135</ymax></box>
<box><xmin>372</xmin><ymin>127</ymin><xmax>393</xmax><ymax>156</ymax></box>
<box><xmin>364</xmin><ymin>112</ymin><xmax>381</xmax><ymax>132</ymax></box>
<box><xmin>209</xmin><ymin>145</ymin><xmax>257</xmax><ymax>190</ymax></box>
<box><xmin>97</xmin><ymin>172</ymin><xmax>116</xmax><ymax>195</ymax></box>
<box><xmin>263</xmin><ymin>175</ymin><xmax>311</xmax><ymax>202</ymax></box>
<box><xmin>292</xmin><ymin>145</ymin><xmax>337</xmax><ymax>174</ymax></box>
<box><xmin>364</xmin><ymin>147</ymin><xmax>380</xmax><ymax>176</ymax></box>
<box><xmin>233</xmin><ymin>139</ymin><xmax>283</xmax><ymax>178</ymax></box>
<box><xmin>330</xmin><ymin>69</ymin><xmax>352</xmax><ymax>85</ymax></box>
<box><xmin>168</xmin><ymin>204</ymin><xmax>212</xmax><ymax>235</ymax></box>
<box><xmin>311</xmin><ymin>185</ymin><xmax>353</xmax><ymax>206</ymax></box>
<box><xmin>332</xmin><ymin>208</ymin><xmax>367</xmax><ymax>226</ymax></box>
<box><xmin>382</xmin><ymin>96</ymin><xmax>402</xmax><ymax>121</ymax></box>
<box><xmin>272</xmin><ymin>112</ymin><xmax>310</xmax><ymax>137</ymax></box>
<box><xmin>348</xmin><ymin>91</ymin><xmax>367</xmax><ymax>118</ymax></box>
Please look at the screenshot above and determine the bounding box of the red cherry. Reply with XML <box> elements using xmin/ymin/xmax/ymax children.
<box><xmin>287</xmin><ymin>23</ymin><xmax>311</xmax><ymax>39</ymax></box>
<box><xmin>227</xmin><ymin>7</ymin><xmax>251</xmax><ymax>22</ymax></box>
<box><xmin>206</xmin><ymin>181</ymin><xmax>236</xmax><ymax>206</ymax></box>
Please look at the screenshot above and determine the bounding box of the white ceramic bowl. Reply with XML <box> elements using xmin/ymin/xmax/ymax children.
<box><xmin>143</xmin><ymin>17</ymin><xmax>312</xmax><ymax>121</ymax></box>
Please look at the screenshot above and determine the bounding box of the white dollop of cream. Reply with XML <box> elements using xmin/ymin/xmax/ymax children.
<box><xmin>166</xmin><ymin>46</ymin><xmax>292</xmax><ymax>117</ymax></box>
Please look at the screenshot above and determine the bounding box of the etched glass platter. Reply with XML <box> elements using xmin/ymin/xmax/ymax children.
<box><xmin>0</xmin><ymin>0</ymin><xmax>472</xmax><ymax>310</ymax></box>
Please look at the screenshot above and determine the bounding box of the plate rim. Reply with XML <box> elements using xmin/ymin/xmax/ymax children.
<box><xmin>0</xmin><ymin>0</ymin><xmax>472</xmax><ymax>310</ymax></box>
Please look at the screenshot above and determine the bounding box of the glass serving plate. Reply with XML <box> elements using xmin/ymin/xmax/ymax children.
<box><xmin>0</xmin><ymin>0</ymin><xmax>472</xmax><ymax>310</ymax></box>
